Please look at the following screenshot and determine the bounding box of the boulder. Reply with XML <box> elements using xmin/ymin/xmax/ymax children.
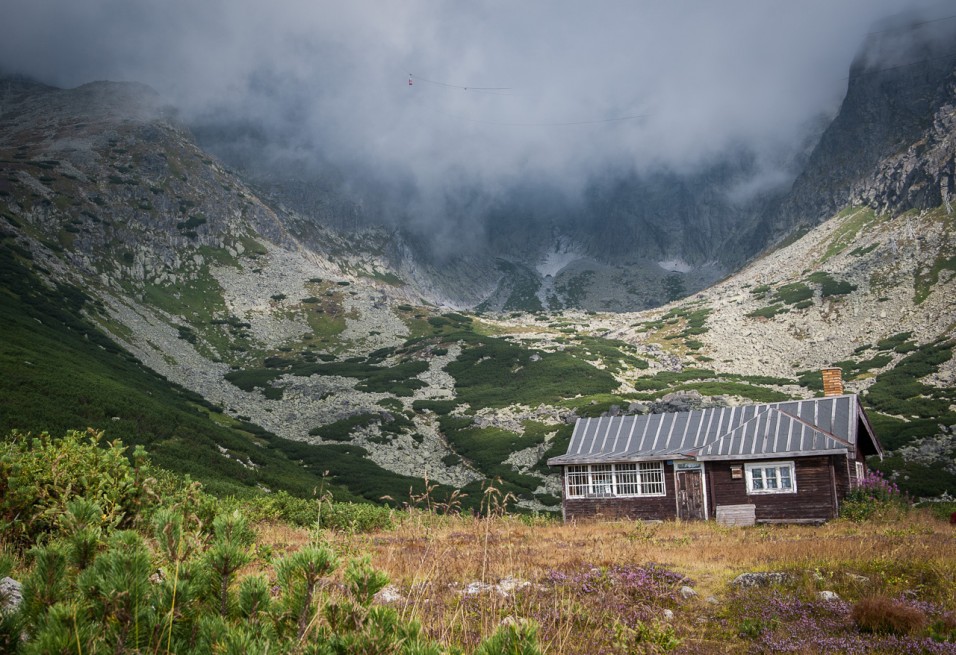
<box><xmin>0</xmin><ymin>577</ymin><xmax>22</xmax><ymax>614</ymax></box>
<box><xmin>374</xmin><ymin>584</ymin><xmax>404</xmax><ymax>604</ymax></box>
<box><xmin>731</xmin><ymin>572</ymin><xmax>790</xmax><ymax>588</ymax></box>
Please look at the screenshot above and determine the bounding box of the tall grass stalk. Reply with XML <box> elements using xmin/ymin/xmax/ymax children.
<box><xmin>71</xmin><ymin>603</ymin><xmax>82</xmax><ymax>655</ymax></box>
<box><xmin>164</xmin><ymin>525</ymin><xmax>184</xmax><ymax>655</ymax></box>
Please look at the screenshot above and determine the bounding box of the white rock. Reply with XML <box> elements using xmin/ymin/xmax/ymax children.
<box><xmin>374</xmin><ymin>584</ymin><xmax>404</xmax><ymax>604</ymax></box>
<box><xmin>0</xmin><ymin>577</ymin><xmax>23</xmax><ymax>614</ymax></box>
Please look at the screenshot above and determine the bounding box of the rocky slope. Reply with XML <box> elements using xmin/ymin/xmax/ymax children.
<box><xmin>1</xmin><ymin>24</ymin><xmax>955</xmax><ymax>505</ymax></box>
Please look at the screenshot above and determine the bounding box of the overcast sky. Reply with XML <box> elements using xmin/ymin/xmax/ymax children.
<box><xmin>3</xmin><ymin>1</ymin><xmax>952</xmax><ymax>203</ymax></box>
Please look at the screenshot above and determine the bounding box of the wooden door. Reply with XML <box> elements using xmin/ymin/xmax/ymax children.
<box><xmin>677</xmin><ymin>470</ymin><xmax>705</xmax><ymax>520</ymax></box>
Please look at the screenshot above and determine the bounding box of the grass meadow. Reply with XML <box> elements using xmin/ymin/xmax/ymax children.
<box><xmin>1</xmin><ymin>431</ymin><xmax>954</xmax><ymax>654</ymax></box>
<box><xmin>253</xmin><ymin>508</ymin><xmax>956</xmax><ymax>654</ymax></box>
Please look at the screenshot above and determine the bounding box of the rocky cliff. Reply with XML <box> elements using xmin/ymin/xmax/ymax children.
<box><xmin>1</xmin><ymin>17</ymin><xmax>954</xmax><ymax>505</ymax></box>
<box><xmin>766</xmin><ymin>16</ymin><xmax>956</xmax><ymax>238</ymax></box>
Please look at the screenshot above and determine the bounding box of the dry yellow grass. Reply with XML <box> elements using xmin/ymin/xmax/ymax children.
<box><xmin>254</xmin><ymin>509</ymin><xmax>956</xmax><ymax>653</ymax></box>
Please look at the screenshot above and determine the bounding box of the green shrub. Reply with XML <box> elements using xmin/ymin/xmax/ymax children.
<box><xmin>841</xmin><ymin>470</ymin><xmax>909</xmax><ymax>522</ymax></box>
<box><xmin>320</xmin><ymin>502</ymin><xmax>393</xmax><ymax>533</ymax></box>
<box><xmin>864</xmin><ymin>339</ymin><xmax>954</xmax><ymax>418</ymax></box>
<box><xmin>0</xmin><ymin>429</ymin><xmax>149</xmax><ymax>548</ymax></box>
<box><xmin>12</xmin><ymin>508</ymin><xmax>496</xmax><ymax>654</ymax></box>
<box><xmin>876</xmin><ymin>332</ymin><xmax>913</xmax><ymax>351</ymax></box>
<box><xmin>412</xmin><ymin>399</ymin><xmax>459</xmax><ymax>415</ymax></box>
<box><xmin>807</xmin><ymin>271</ymin><xmax>857</xmax><ymax>297</ymax></box>
<box><xmin>289</xmin><ymin>359</ymin><xmax>428</xmax><ymax>396</ymax></box>
<box><xmin>747</xmin><ymin>304</ymin><xmax>787</xmax><ymax>319</ymax></box>
<box><xmin>774</xmin><ymin>282</ymin><xmax>813</xmax><ymax>305</ymax></box>
<box><xmin>916</xmin><ymin>501</ymin><xmax>956</xmax><ymax>522</ymax></box>
<box><xmin>446</xmin><ymin>335</ymin><xmax>617</xmax><ymax>408</ymax></box>
<box><xmin>224</xmin><ymin>367</ymin><xmax>283</xmax><ymax>392</ymax></box>
<box><xmin>474</xmin><ymin>620</ymin><xmax>543</xmax><ymax>655</ymax></box>
<box><xmin>308</xmin><ymin>413</ymin><xmax>381</xmax><ymax>441</ymax></box>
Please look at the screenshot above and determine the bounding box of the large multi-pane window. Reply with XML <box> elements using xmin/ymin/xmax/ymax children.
<box><xmin>566</xmin><ymin>466</ymin><xmax>590</xmax><ymax>497</ymax></box>
<box><xmin>565</xmin><ymin>462</ymin><xmax>666</xmax><ymax>498</ymax></box>
<box><xmin>745</xmin><ymin>461</ymin><xmax>796</xmax><ymax>494</ymax></box>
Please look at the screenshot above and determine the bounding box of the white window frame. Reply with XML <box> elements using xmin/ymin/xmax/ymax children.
<box><xmin>854</xmin><ymin>461</ymin><xmax>865</xmax><ymax>487</ymax></box>
<box><xmin>745</xmin><ymin>461</ymin><xmax>797</xmax><ymax>495</ymax></box>
<box><xmin>565</xmin><ymin>462</ymin><xmax>666</xmax><ymax>498</ymax></box>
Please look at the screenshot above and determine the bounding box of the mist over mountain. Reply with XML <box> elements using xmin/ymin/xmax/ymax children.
<box><xmin>764</xmin><ymin>11</ymin><xmax>956</xmax><ymax>238</ymax></box>
<box><xmin>1</xmin><ymin>1</ymin><xmax>955</xmax><ymax>505</ymax></box>
<box><xmin>5</xmin><ymin>0</ymin><xmax>954</xmax><ymax>309</ymax></box>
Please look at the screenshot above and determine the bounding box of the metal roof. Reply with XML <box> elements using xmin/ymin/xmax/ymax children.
<box><xmin>547</xmin><ymin>394</ymin><xmax>880</xmax><ymax>466</ymax></box>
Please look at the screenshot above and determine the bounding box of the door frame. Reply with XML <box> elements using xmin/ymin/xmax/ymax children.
<box><xmin>674</xmin><ymin>461</ymin><xmax>708</xmax><ymax>521</ymax></box>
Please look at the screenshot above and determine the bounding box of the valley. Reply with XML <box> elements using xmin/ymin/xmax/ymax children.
<box><xmin>1</xmin><ymin>16</ymin><xmax>955</xmax><ymax>510</ymax></box>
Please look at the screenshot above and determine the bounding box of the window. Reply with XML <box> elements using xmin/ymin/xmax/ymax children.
<box><xmin>565</xmin><ymin>462</ymin><xmax>666</xmax><ymax>498</ymax></box>
<box><xmin>566</xmin><ymin>466</ymin><xmax>589</xmax><ymax>498</ymax></box>
<box><xmin>854</xmin><ymin>461</ymin><xmax>865</xmax><ymax>486</ymax></box>
<box><xmin>590</xmin><ymin>465</ymin><xmax>614</xmax><ymax>497</ymax></box>
<box><xmin>745</xmin><ymin>461</ymin><xmax>796</xmax><ymax>494</ymax></box>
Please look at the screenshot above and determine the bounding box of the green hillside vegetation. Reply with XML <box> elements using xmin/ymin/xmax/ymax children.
<box><xmin>630</xmin><ymin>369</ymin><xmax>793</xmax><ymax>403</ymax></box>
<box><xmin>819</xmin><ymin>207</ymin><xmax>882</xmax><ymax>263</ymax></box>
<box><xmin>747</xmin><ymin>272</ymin><xmax>856</xmax><ymax>319</ymax></box>
<box><xmin>445</xmin><ymin>332</ymin><xmax>619</xmax><ymax>408</ymax></box>
<box><xmin>794</xmin><ymin>339</ymin><xmax>956</xmax><ymax>497</ymax></box>
<box><xmin>0</xmin><ymin>235</ymin><xmax>438</xmax><ymax>505</ymax></box>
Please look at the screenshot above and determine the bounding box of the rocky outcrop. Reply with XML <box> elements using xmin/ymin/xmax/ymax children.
<box><xmin>756</xmin><ymin>17</ymin><xmax>956</xmax><ymax>242</ymax></box>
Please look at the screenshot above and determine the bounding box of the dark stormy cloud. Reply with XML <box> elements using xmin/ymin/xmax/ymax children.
<box><xmin>3</xmin><ymin>1</ymin><xmax>952</xmax><ymax>221</ymax></box>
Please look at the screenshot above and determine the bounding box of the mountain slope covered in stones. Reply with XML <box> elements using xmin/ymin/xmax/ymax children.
<box><xmin>1</xmin><ymin>19</ymin><xmax>955</xmax><ymax>506</ymax></box>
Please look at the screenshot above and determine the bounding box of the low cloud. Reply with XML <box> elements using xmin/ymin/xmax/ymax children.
<box><xmin>4</xmin><ymin>0</ymin><xmax>952</xmax><ymax>226</ymax></box>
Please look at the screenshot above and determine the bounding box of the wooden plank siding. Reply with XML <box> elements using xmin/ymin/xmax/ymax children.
<box><xmin>560</xmin><ymin>455</ymin><xmax>857</xmax><ymax>523</ymax></box>
<box><xmin>705</xmin><ymin>456</ymin><xmax>845</xmax><ymax>522</ymax></box>
<box><xmin>562</xmin><ymin>463</ymin><xmax>678</xmax><ymax>521</ymax></box>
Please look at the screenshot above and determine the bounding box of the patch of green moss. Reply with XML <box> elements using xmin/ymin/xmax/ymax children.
<box><xmin>774</xmin><ymin>282</ymin><xmax>813</xmax><ymax>305</ymax></box>
<box><xmin>807</xmin><ymin>272</ymin><xmax>857</xmax><ymax>297</ymax></box>
<box><xmin>746</xmin><ymin>304</ymin><xmax>788</xmax><ymax>319</ymax></box>
<box><xmin>819</xmin><ymin>207</ymin><xmax>880</xmax><ymax>263</ymax></box>
<box><xmin>914</xmin><ymin>253</ymin><xmax>956</xmax><ymax>304</ymax></box>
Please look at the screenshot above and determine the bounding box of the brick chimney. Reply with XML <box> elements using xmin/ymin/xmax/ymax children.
<box><xmin>821</xmin><ymin>367</ymin><xmax>844</xmax><ymax>397</ymax></box>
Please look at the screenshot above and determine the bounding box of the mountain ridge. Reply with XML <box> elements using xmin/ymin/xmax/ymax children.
<box><xmin>1</xmin><ymin>25</ymin><xmax>954</xmax><ymax>504</ymax></box>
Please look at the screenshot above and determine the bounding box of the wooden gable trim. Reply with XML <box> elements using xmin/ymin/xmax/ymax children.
<box><xmin>854</xmin><ymin>398</ymin><xmax>884</xmax><ymax>459</ymax></box>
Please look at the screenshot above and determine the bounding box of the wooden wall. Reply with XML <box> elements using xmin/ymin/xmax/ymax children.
<box><xmin>562</xmin><ymin>463</ymin><xmax>677</xmax><ymax>521</ymax></box>
<box><xmin>706</xmin><ymin>456</ymin><xmax>843</xmax><ymax>522</ymax></box>
<box><xmin>560</xmin><ymin>456</ymin><xmax>854</xmax><ymax>523</ymax></box>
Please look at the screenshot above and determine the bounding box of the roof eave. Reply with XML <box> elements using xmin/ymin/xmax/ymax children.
<box><xmin>547</xmin><ymin>454</ymin><xmax>696</xmax><ymax>466</ymax></box>
<box><xmin>696</xmin><ymin>448</ymin><xmax>850</xmax><ymax>461</ymax></box>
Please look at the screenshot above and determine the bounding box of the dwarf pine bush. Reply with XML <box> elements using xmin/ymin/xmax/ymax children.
<box><xmin>7</xmin><ymin>503</ymin><xmax>545</xmax><ymax>654</ymax></box>
<box><xmin>205</xmin><ymin>510</ymin><xmax>256</xmax><ymax>616</ymax></box>
<box><xmin>0</xmin><ymin>429</ymin><xmax>150</xmax><ymax>548</ymax></box>
<box><xmin>0</xmin><ymin>430</ymin><xmax>546</xmax><ymax>654</ymax></box>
